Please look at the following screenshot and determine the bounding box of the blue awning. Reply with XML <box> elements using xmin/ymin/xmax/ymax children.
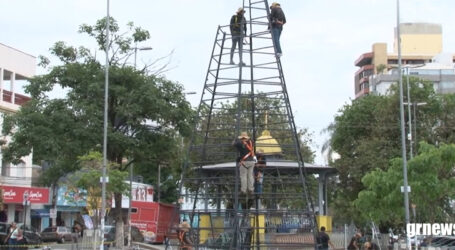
<box><xmin>31</xmin><ymin>209</ymin><xmax>50</xmax><ymax>218</ymax></box>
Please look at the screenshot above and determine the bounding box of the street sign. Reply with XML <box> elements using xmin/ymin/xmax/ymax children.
<box><xmin>401</xmin><ymin>186</ymin><xmax>411</xmax><ymax>192</ymax></box>
<box><xmin>49</xmin><ymin>208</ymin><xmax>57</xmax><ymax>219</ymax></box>
<box><xmin>100</xmin><ymin>176</ymin><xmax>109</xmax><ymax>183</ymax></box>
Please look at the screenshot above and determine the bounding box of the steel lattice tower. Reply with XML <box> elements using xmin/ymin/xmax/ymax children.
<box><xmin>169</xmin><ymin>1</ymin><xmax>318</xmax><ymax>249</ymax></box>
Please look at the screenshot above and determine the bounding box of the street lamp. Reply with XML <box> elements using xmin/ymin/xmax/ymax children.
<box><xmin>134</xmin><ymin>46</ymin><xmax>153</xmax><ymax>68</ymax></box>
<box><xmin>396</xmin><ymin>1</ymin><xmax>411</xmax><ymax>248</ymax></box>
<box><xmin>101</xmin><ymin>0</ymin><xmax>110</xmax><ymax>249</ymax></box>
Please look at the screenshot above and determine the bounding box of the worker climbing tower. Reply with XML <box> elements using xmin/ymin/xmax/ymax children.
<box><xmin>170</xmin><ymin>0</ymin><xmax>319</xmax><ymax>249</ymax></box>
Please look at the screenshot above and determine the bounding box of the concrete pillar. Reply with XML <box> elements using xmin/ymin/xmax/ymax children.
<box><xmin>11</xmin><ymin>72</ymin><xmax>15</xmax><ymax>104</ymax></box>
<box><xmin>7</xmin><ymin>204</ymin><xmax>15</xmax><ymax>223</ymax></box>
<box><xmin>204</xmin><ymin>181</ymin><xmax>208</xmax><ymax>212</ymax></box>
<box><xmin>199</xmin><ymin>213</ymin><xmax>211</xmax><ymax>244</ymax></box>
<box><xmin>318</xmin><ymin>173</ymin><xmax>326</xmax><ymax>215</ymax></box>
<box><xmin>324</xmin><ymin>175</ymin><xmax>328</xmax><ymax>215</ymax></box>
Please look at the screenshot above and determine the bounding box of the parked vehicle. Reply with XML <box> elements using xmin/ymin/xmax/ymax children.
<box><xmin>40</xmin><ymin>226</ymin><xmax>72</xmax><ymax>243</ymax></box>
<box><xmin>19</xmin><ymin>225</ymin><xmax>42</xmax><ymax>245</ymax></box>
<box><xmin>428</xmin><ymin>236</ymin><xmax>455</xmax><ymax>248</ymax></box>
<box><xmin>130</xmin><ymin>201</ymin><xmax>178</xmax><ymax>243</ymax></box>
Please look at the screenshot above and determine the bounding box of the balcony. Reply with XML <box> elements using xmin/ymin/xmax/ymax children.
<box><xmin>360</xmin><ymin>77</ymin><xmax>369</xmax><ymax>84</ymax></box>
<box><xmin>355</xmin><ymin>52</ymin><xmax>373</xmax><ymax>67</ymax></box>
<box><xmin>355</xmin><ymin>64</ymin><xmax>374</xmax><ymax>76</ymax></box>
<box><xmin>1</xmin><ymin>89</ymin><xmax>31</xmax><ymax>106</ymax></box>
<box><xmin>355</xmin><ymin>87</ymin><xmax>370</xmax><ymax>99</ymax></box>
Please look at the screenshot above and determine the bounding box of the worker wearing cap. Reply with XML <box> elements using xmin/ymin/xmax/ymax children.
<box><xmin>269</xmin><ymin>2</ymin><xmax>286</xmax><ymax>57</ymax></box>
<box><xmin>233</xmin><ymin>132</ymin><xmax>256</xmax><ymax>194</ymax></box>
<box><xmin>230</xmin><ymin>7</ymin><xmax>247</xmax><ymax>65</ymax></box>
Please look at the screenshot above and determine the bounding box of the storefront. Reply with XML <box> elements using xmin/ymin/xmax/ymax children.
<box><xmin>54</xmin><ymin>186</ymin><xmax>86</xmax><ymax>227</ymax></box>
<box><xmin>0</xmin><ymin>185</ymin><xmax>50</xmax><ymax>230</ymax></box>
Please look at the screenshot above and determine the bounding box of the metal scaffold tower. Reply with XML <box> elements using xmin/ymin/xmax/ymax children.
<box><xmin>169</xmin><ymin>0</ymin><xmax>318</xmax><ymax>249</ymax></box>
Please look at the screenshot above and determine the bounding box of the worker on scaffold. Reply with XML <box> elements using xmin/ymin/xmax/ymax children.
<box><xmin>230</xmin><ymin>7</ymin><xmax>247</xmax><ymax>66</ymax></box>
<box><xmin>178</xmin><ymin>219</ymin><xmax>192</xmax><ymax>250</ymax></box>
<box><xmin>233</xmin><ymin>132</ymin><xmax>256</xmax><ymax>195</ymax></box>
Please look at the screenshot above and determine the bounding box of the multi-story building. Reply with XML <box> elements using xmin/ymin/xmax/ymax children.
<box><xmin>354</xmin><ymin>23</ymin><xmax>455</xmax><ymax>98</ymax></box>
<box><xmin>371</xmin><ymin>53</ymin><xmax>455</xmax><ymax>95</ymax></box>
<box><xmin>0</xmin><ymin>43</ymin><xmax>50</xmax><ymax>229</ymax></box>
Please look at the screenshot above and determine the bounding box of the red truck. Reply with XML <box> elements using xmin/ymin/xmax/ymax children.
<box><xmin>130</xmin><ymin>201</ymin><xmax>178</xmax><ymax>243</ymax></box>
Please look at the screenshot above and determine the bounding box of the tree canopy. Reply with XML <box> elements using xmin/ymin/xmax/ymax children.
<box><xmin>327</xmin><ymin>77</ymin><xmax>455</xmax><ymax>227</ymax></box>
<box><xmin>2</xmin><ymin>17</ymin><xmax>194</xmax><ymax>246</ymax></box>
<box><xmin>355</xmin><ymin>142</ymin><xmax>455</xmax><ymax>227</ymax></box>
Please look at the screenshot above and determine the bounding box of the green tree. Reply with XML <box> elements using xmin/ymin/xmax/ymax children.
<box><xmin>355</xmin><ymin>142</ymin><xmax>455</xmax><ymax>228</ymax></box>
<box><xmin>326</xmin><ymin>77</ymin><xmax>439</xmax><ymax>226</ymax></box>
<box><xmin>2</xmin><ymin>17</ymin><xmax>193</xmax><ymax>246</ymax></box>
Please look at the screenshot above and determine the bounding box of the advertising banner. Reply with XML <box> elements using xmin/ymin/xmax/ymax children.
<box><xmin>0</xmin><ymin>186</ymin><xmax>50</xmax><ymax>204</ymax></box>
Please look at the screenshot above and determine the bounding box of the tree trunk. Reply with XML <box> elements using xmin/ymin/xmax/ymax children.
<box><xmin>114</xmin><ymin>192</ymin><xmax>124</xmax><ymax>247</ymax></box>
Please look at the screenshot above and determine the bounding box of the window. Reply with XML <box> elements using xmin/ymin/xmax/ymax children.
<box><xmin>1</xmin><ymin>161</ymin><xmax>10</xmax><ymax>177</ymax></box>
<box><xmin>16</xmin><ymin>162</ymin><xmax>25</xmax><ymax>177</ymax></box>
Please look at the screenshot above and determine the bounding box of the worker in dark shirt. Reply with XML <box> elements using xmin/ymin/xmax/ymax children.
<box><xmin>233</xmin><ymin>132</ymin><xmax>256</xmax><ymax>194</ymax></box>
<box><xmin>269</xmin><ymin>2</ymin><xmax>286</xmax><ymax>57</ymax></box>
<box><xmin>230</xmin><ymin>7</ymin><xmax>247</xmax><ymax>65</ymax></box>
<box><xmin>317</xmin><ymin>226</ymin><xmax>335</xmax><ymax>250</ymax></box>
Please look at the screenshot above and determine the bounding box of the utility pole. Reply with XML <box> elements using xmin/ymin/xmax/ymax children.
<box><xmin>396</xmin><ymin>1</ymin><xmax>411</xmax><ymax>249</ymax></box>
<box><xmin>101</xmin><ymin>0</ymin><xmax>110</xmax><ymax>249</ymax></box>
<box><xmin>406</xmin><ymin>67</ymin><xmax>413</xmax><ymax>158</ymax></box>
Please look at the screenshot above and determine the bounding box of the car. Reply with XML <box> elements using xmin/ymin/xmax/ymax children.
<box><xmin>40</xmin><ymin>226</ymin><xmax>72</xmax><ymax>243</ymax></box>
<box><xmin>104</xmin><ymin>225</ymin><xmax>144</xmax><ymax>246</ymax></box>
<box><xmin>18</xmin><ymin>225</ymin><xmax>42</xmax><ymax>245</ymax></box>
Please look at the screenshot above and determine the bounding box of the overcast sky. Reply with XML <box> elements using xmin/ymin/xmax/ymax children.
<box><xmin>1</xmin><ymin>0</ymin><xmax>454</xmax><ymax>164</ymax></box>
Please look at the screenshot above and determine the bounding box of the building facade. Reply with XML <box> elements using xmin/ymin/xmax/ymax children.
<box><xmin>0</xmin><ymin>43</ymin><xmax>51</xmax><ymax>229</ymax></box>
<box><xmin>354</xmin><ymin>23</ymin><xmax>455</xmax><ymax>98</ymax></box>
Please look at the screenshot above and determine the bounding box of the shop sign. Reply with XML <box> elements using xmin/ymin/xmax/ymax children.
<box><xmin>0</xmin><ymin>186</ymin><xmax>50</xmax><ymax>204</ymax></box>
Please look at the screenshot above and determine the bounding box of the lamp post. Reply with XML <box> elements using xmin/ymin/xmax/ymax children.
<box><xmin>134</xmin><ymin>46</ymin><xmax>153</xmax><ymax>68</ymax></box>
<box><xmin>396</xmin><ymin>1</ymin><xmax>411</xmax><ymax>248</ymax></box>
<box><xmin>406</xmin><ymin>67</ymin><xmax>413</xmax><ymax>158</ymax></box>
<box><xmin>157</xmin><ymin>164</ymin><xmax>161</xmax><ymax>203</ymax></box>
<box><xmin>101</xmin><ymin>0</ymin><xmax>110</xmax><ymax>249</ymax></box>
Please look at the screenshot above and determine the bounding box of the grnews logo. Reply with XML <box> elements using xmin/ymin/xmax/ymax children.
<box><xmin>407</xmin><ymin>223</ymin><xmax>455</xmax><ymax>237</ymax></box>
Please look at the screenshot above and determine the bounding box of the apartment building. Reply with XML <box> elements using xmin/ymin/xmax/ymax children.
<box><xmin>354</xmin><ymin>23</ymin><xmax>455</xmax><ymax>98</ymax></box>
<box><xmin>0</xmin><ymin>43</ymin><xmax>50</xmax><ymax>228</ymax></box>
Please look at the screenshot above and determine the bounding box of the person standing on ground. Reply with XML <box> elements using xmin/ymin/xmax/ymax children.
<box><xmin>233</xmin><ymin>132</ymin><xmax>256</xmax><ymax>195</ymax></box>
<box><xmin>72</xmin><ymin>222</ymin><xmax>82</xmax><ymax>250</ymax></box>
<box><xmin>230</xmin><ymin>7</ymin><xmax>247</xmax><ymax>65</ymax></box>
<box><xmin>6</xmin><ymin>222</ymin><xmax>18</xmax><ymax>250</ymax></box>
<box><xmin>347</xmin><ymin>232</ymin><xmax>362</xmax><ymax>249</ymax></box>
<box><xmin>269</xmin><ymin>2</ymin><xmax>286</xmax><ymax>57</ymax></box>
<box><xmin>317</xmin><ymin>226</ymin><xmax>335</xmax><ymax>250</ymax></box>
